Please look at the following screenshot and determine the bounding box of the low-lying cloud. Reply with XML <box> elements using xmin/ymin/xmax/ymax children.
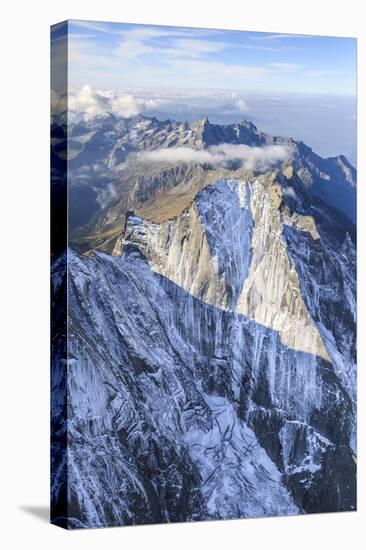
<box><xmin>52</xmin><ymin>85</ymin><xmax>166</xmax><ymax>120</ymax></box>
<box><xmin>68</xmin><ymin>85</ymin><xmax>141</xmax><ymax>119</ymax></box>
<box><xmin>52</xmin><ymin>85</ymin><xmax>252</xmax><ymax>121</ymax></box>
<box><xmin>137</xmin><ymin>143</ymin><xmax>292</xmax><ymax>171</ymax></box>
<box><xmin>234</xmin><ymin>98</ymin><xmax>251</xmax><ymax>113</ymax></box>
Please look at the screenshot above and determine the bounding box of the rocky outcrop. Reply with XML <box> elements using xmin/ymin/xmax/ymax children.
<box><xmin>124</xmin><ymin>176</ymin><xmax>330</xmax><ymax>361</ymax></box>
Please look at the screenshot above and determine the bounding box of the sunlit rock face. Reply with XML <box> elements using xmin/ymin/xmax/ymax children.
<box><xmin>51</xmin><ymin>171</ymin><xmax>356</xmax><ymax>528</ymax></box>
<box><xmin>124</xmin><ymin>176</ymin><xmax>329</xmax><ymax>360</ymax></box>
<box><xmin>123</xmin><ymin>179</ymin><xmax>253</xmax><ymax>311</ymax></box>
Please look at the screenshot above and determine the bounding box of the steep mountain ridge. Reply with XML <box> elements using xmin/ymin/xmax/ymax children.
<box><xmin>123</xmin><ymin>176</ymin><xmax>330</xmax><ymax>361</ymax></box>
<box><xmin>51</xmin><ymin>167</ymin><xmax>356</xmax><ymax>527</ymax></box>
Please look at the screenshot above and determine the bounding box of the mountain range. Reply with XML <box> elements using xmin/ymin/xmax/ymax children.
<box><xmin>51</xmin><ymin>113</ymin><xmax>357</xmax><ymax>528</ymax></box>
<box><xmin>51</xmin><ymin>114</ymin><xmax>356</xmax><ymax>255</ymax></box>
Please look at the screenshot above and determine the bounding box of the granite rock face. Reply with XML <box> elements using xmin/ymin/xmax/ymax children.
<box><xmin>51</xmin><ymin>170</ymin><xmax>356</xmax><ymax>528</ymax></box>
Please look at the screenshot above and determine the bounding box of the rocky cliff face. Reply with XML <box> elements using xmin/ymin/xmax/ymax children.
<box><xmin>51</xmin><ymin>167</ymin><xmax>356</xmax><ymax>528</ymax></box>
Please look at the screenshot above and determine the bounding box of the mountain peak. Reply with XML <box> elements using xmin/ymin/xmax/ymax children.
<box><xmin>194</xmin><ymin>116</ymin><xmax>210</xmax><ymax>127</ymax></box>
<box><xmin>237</xmin><ymin>118</ymin><xmax>257</xmax><ymax>129</ymax></box>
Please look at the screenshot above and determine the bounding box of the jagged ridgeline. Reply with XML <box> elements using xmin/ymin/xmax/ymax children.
<box><xmin>53</xmin><ymin>116</ymin><xmax>356</xmax><ymax>255</ymax></box>
<box><xmin>51</xmin><ymin>115</ymin><xmax>356</xmax><ymax>529</ymax></box>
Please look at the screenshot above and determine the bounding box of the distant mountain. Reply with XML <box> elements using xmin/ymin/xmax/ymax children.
<box><xmin>50</xmin><ymin>114</ymin><xmax>356</xmax><ymax>255</ymax></box>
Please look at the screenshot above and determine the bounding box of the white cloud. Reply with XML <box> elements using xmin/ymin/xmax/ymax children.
<box><xmin>65</xmin><ymin>86</ymin><xmax>253</xmax><ymax>120</ymax></box>
<box><xmin>71</xmin><ymin>24</ymin><xmax>229</xmax><ymax>64</ymax></box>
<box><xmin>69</xmin><ymin>20</ymin><xmax>116</xmax><ymax>34</ymax></box>
<box><xmin>138</xmin><ymin>148</ymin><xmax>213</xmax><ymax>164</ymax></box>
<box><xmin>68</xmin><ymin>85</ymin><xmax>156</xmax><ymax>119</ymax></box>
<box><xmin>109</xmin><ymin>93</ymin><xmax>141</xmax><ymax>117</ymax></box>
<box><xmin>113</xmin><ymin>35</ymin><xmax>230</xmax><ymax>61</ymax></box>
<box><xmin>235</xmin><ymin>98</ymin><xmax>251</xmax><ymax>113</ymax></box>
<box><xmin>167</xmin><ymin>38</ymin><xmax>229</xmax><ymax>58</ymax></box>
<box><xmin>68</xmin><ymin>85</ymin><xmax>107</xmax><ymax>118</ymax></box>
<box><xmin>67</xmin><ymin>26</ymin><xmax>270</xmax><ymax>91</ymax></box>
<box><xmin>250</xmin><ymin>34</ymin><xmax>311</xmax><ymax>41</ymax></box>
<box><xmin>112</xmin><ymin>28</ymin><xmax>160</xmax><ymax>59</ymax></box>
<box><xmin>137</xmin><ymin>143</ymin><xmax>292</xmax><ymax>171</ymax></box>
<box><xmin>242</xmin><ymin>44</ymin><xmax>292</xmax><ymax>53</ymax></box>
<box><xmin>96</xmin><ymin>182</ymin><xmax>118</xmax><ymax>209</ymax></box>
<box><xmin>269</xmin><ymin>62</ymin><xmax>302</xmax><ymax>71</ymax></box>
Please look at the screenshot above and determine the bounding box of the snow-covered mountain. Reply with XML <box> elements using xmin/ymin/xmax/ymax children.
<box><xmin>51</xmin><ymin>124</ymin><xmax>356</xmax><ymax>527</ymax></box>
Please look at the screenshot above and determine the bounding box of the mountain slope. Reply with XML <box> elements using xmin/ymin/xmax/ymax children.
<box><xmin>51</xmin><ymin>171</ymin><xmax>356</xmax><ymax>528</ymax></box>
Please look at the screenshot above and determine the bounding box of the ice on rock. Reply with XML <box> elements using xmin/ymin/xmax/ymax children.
<box><xmin>51</xmin><ymin>174</ymin><xmax>356</xmax><ymax>528</ymax></box>
<box><xmin>185</xmin><ymin>395</ymin><xmax>298</xmax><ymax>518</ymax></box>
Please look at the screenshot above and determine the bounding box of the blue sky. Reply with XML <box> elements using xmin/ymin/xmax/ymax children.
<box><xmin>64</xmin><ymin>20</ymin><xmax>356</xmax><ymax>96</ymax></box>
<box><xmin>51</xmin><ymin>20</ymin><xmax>356</xmax><ymax>163</ymax></box>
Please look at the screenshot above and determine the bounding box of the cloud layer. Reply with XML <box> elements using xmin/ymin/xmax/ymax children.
<box><xmin>137</xmin><ymin>143</ymin><xmax>292</xmax><ymax>171</ymax></box>
<box><xmin>52</xmin><ymin>85</ymin><xmax>252</xmax><ymax>121</ymax></box>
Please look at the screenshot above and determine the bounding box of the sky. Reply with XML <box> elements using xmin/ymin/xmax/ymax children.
<box><xmin>51</xmin><ymin>20</ymin><xmax>357</xmax><ymax>164</ymax></box>
<box><xmin>62</xmin><ymin>20</ymin><xmax>356</xmax><ymax>96</ymax></box>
